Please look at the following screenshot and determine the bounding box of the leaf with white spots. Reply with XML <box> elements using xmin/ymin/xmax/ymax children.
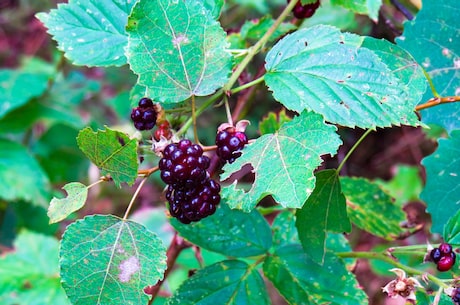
<box><xmin>263</xmin><ymin>244</ymin><xmax>367</xmax><ymax>305</ymax></box>
<box><xmin>421</xmin><ymin>130</ymin><xmax>460</xmax><ymax>234</ymax></box>
<box><xmin>221</xmin><ymin>111</ymin><xmax>342</xmax><ymax>212</ymax></box>
<box><xmin>60</xmin><ymin>215</ymin><xmax>167</xmax><ymax>305</ymax></box>
<box><xmin>265</xmin><ymin>25</ymin><xmax>422</xmax><ymax>128</ymax></box>
<box><xmin>37</xmin><ymin>0</ymin><xmax>136</xmax><ymax>67</ymax></box>
<box><xmin>126</xmin><ymin>0</ymin><xmax>232</xmax><ymax>104</ymax></box>
<box><xmin>397</xmin><ymin>1</ymin><xmax>460</xmax><ymax>134</ymax></box>
<box><xmin>167</xmin><ymin>260</ymin><xmax>270</xmax><ymax>305</ymax></box>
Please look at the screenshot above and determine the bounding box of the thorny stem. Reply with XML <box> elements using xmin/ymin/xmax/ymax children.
<box><xmin>337</xmin><ymin>129</ymin><xmax>373</xmax><ymax>174</ymax></box>
<box><xmin>415</xmin><ymin>96</ymin><xmax>460</xmax><ymax>111</ymax></box>
<box><xmin>223</xmin><ymin>0</ymin><xmax>298</xmax><ymax>92</ymax></box>
<box><xmin>122</xmin><ymin>178</ymin><xmax>148</xmax><ymax>220</ymax></box>
<box><xmin>337</xmin><ymin>251</ymin><xmax>449</xmax><ymax>289</ymax></box>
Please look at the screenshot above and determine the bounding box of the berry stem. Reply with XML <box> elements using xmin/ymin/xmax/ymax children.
<box><xmin>337</xmin><ymin>129</ymin><xmax>373</xmax><ymax>174</ymax></box>
<box><xmin>122</xmin><ymin>177</ymin><xmax>148</xmax><ymax>221</ymax></box>
<box><xmin>231</xmin><ymin>75</ymin><xmax>265</xmax><ymax>95</ymax></box>
<box><xmin>415</xmin><ymin>95</ymin><xmax>460</xmax><ymax>111</ymax></box>
<box><xmin>87</xmin><ymin>178</ymin><xmax>105</xmax><ymax>189</ymax></box>
<box><xmin>138</xmin><ymin>166</ymin><xmax>159</xmax><ymax>177</ymax></box>
<box><xmin>421</xmin><ymin>68</ymin><xmax>440</xmax><ymax>98</ymax></box>
<box><xmin>224</xmin><ymin>96</ymin><xmax>234</xmax><ymax>126</ymax></box>
<box><xmin>191</xmin><ymin>95</ymin><xmax>200</xmax><ymax>144</ymax></box>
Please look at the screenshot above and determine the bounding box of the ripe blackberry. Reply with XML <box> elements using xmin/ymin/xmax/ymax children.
<box><xmin>131</xmin><ymin>97</ymin><xmax>157</xmax><ymax>131</ymax></box>
<box><xmin>288</xmin><ymin>0</ymin><xmax>320</xmax><ymax>19</ymax></box>
<box><xmin>159</xmin><ymin>139</ymin><xmax>210</xmax><ymax>189</ymax></box>
<box><xmin>439</xmin><ymin>243</ymin><xmax>453</xmax><ymax>255</ymax></box>
<box><xmin>215</xmin><ymin>130</ymin><xmax>248</xmax><ymax>163</ymax></box>
<box><xmin>430</xmin><ymin>248</ymin><xmax>442</xmax><ymax>263</ymax></box>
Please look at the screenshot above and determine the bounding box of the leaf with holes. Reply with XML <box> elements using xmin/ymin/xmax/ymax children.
<box><xmin>296</xmin><ymin>170</ymin><xmax>351</xmax><ymax>264</ymax></box>
<box><xmin>341</xmin><ymin>177</ymin><xmax>406</xmax><ymax>239</ymax></box>
<box><xmin>221</xmin><ymin>111</ymin><xmax>341</xmax><ymax>211</ymax></box>
<box><xmin>48</xmin><ymin>182</ymin><xmax>88</xmax><ymax>224</ymax></box>
<box><xmin>397</xmin><ymin>1</ymin><xmax>460</xmax><ymax>134</ymax></box>
<box><xmin>60</xmin><ymin>215</ymin><xmax>167</xmax><ymax>305</ymax></box>
<box><xmin>167</xmin><ymin>260</ymin><xmax>270</xmax><ymax>305</ymax></box>
<box><xmin>330</xmin><ymin>0</ymin><xmax>382</xmax><ymax>21</ymax></box>
<box><xmin>126</xmin><ymin>0</ymin><xmax>232</xmax><ymax>104</ymax></box>
<box><xmin>421</xmin><ymin>130</ymin><xmax>460</xmax><ymax>234</ymax></box>
<box><xmin>76</xmin><ymin>127</ymin><xmax>138</xmax><ymax>187</ymax></box>
<box><xmin>36</xmin><ymin>0</ymin><xmax>136</xmax><ymax>67</ymax></box>
<box><xmin>265</xmin><ymin>25</ymin><xmax>421</xmax><ymax>128</ymax></box>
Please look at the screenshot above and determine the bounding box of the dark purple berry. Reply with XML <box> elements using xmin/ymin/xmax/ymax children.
<box><xmin>131</xmin><ymin>97</ymin><xmax>157</xmax><ymax>131</ymax></box>
<box><xmin>288</xmin><ymin>0</ymin><xmax>320</xmax><ymax>19</ymax></box>
<box><xmin>437</xmin><ymin>254</ymin><xmax>455</xmax><ymax>272</ymax></box>
<box><xmin>216</xmin><ymin>130</ymin><xmax>248</xmax><ymax>163</ymax></box>
<box><xmin>138</xmin><ymin>97</ymin><xmax>154</xmax><ymax>109</ymax></box>
<box><xmin>430</xmin><ymin>248</ymin><xmax>442</xmax><ymax>263</ymax></box>
<box><xmin>452</xmin><ymin>287</ymin><xmax>460</xmax><ymax>304</ymax></box>
<box><xmin>439</xmin><ymin>243</ymin><xmax>453</xmax><ymax>255</ymax></box>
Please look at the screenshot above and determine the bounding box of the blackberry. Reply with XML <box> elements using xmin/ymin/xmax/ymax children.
<box><xmin>159</xmin><ymin>139</ymin><xmax>210</xmax><ymax>189</ymax></box>
<box><xmin>437</xmin><ymin>253</ymin><xmax>456</xmax><ymax>272</ymax></box>
<box><xmin>439</xmin><ymin>243</ymin><xmax>453</xmax><ymax>255</ymax></box>
<box><xmin>215</xmin><ymin>130</ymin><xmax>248</xmax><ymax>163</ymax></box>
<box><xmin>288</xmin><ymin>0</ymin><xmax>320</xmax><ymax>19</ymax></box>
<box><xmin>131</xmin><ymin>97</ymin><xmax>157</xmax><ymax>131</ymax></box>
<box><xmin>430</xmin><ymin>248</ymin><xmax>442</xmax><ymax>263</ymax></box>
<box><xmin>153</xmin><ymin>121</ymin><xmax>172</xmax><ymax>141</ymax></box>
<box><xmin>452</xmin><ymin>287</ymin><xmax>460</xmax><ymax>305</ymax></box>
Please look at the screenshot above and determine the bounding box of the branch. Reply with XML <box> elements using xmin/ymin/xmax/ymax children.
<box><xmin>415</xmin><ymin>96</ymin><xmax>460</xmax><ymax>111</ymax></box>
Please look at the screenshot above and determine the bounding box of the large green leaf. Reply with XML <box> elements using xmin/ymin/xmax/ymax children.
<box><xmin>48</xmin><ymin>182</ymin><xmax>88</xmax><ymax>223</ymax></box>
<box><xmin>0</xmin><ymin>139</ymin><xmax>50</xmax><ymax>206</ymax></box>
<box><xmin>60</xmin><ymin>215</ymin><xmax>167</xmax><ymax>305</ymax></box>
<box><xmin>0</xmin><ymin>231</ymin><xmax>69</xmax><ymax>305</ymax></box>
<box><xmin>167</xmin><ymin>260</ymin><xmax>270</xmax><ymax>305</ymax></box>
<box><xmin>171</xmin><ymin>203</ymin><xmax>272</xmax><ymax>257</ymax></box>
<box><xmin>330</xmin><ymin>0</ymin><xmax>382</xmax><ymax>21</ymax></box>
<box><xmin>76</xmin><ymin>127</ymin><xmax>138</xmax><ymax>187</ymax></box>
<box><xmin>421</xmin><ymin>130</ymin><xmax>460</xmax><ymax>234</ymax></box>
<box><xmin>0</xmin><ymin>69</ymin><xmax>49</xmax><ymax>119</ymax></box>
<box><xmin>397</xmin><ymin>1</ymin><xmax>460</xmax><ymax>134</ymax></box>
<box><xmin>265</xmin><ymin>25</ymin><xmax>421</xmax><ymax>128</ymax></box>
<box><xmin>341</xmin><ymin>177</ymin><xmax>406</xmax><ymax>239</ymax></box>
<box><xmin>296</xmin><ymin>170</ymin><xmax>351</xmax><ymax>264</ymax></box>
<box><xmin>126</xmin><ymin>0</ymin><xmax>232</xmax><ymax>104</ymax></box>
<box><xmin>263</xmin><ymin>244</ymin><xmax>367</xmax><ymax>305</ymax></box>
<box><xmin>36</xmin><ymin>0</ymin><xmax>136</xmax><ymax>67</ymax></box>
<box><xmin>221</xmin><ymin>111</ymin><xmax>341</xmax><ymax>211</ymax></box>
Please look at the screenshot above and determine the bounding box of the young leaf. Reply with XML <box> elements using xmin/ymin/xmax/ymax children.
<box><xmin>0</xmin><ymin>69</ymin><xmax>49</xmax><ymax>119</ymax></box>
<box><xmin>258</xmin><ymin>109</ymin><xmax>292</xmax><ymax>135</ymax></box>
<box><xmin>168</xmin><ymin>260</ymin><xmax>270</xmax><ymax>305</ymax></box>
<box><xmin>0</xmin><ymin>231</ymin><xmax>69</xmax><ymax>305</ymax></box>
<box><xmin>36</xmin><ymin>0</ymin><xmax>137</xmax><ymax>67</ymax></box>
<box><xmin>0</xmin><ymin>139</ymin><xmax>50</xmax><ymax>207</ymax></box>
<box><xmin>60</xmin><ymin>215</ymin><xmax>167</xmax><ymax>305</ymax></box>
<box><xmin>240</xmin><ymin>16</ymin><xmax>296</xmax><ymax>42</ymax></box>
<box><xmin>265</xmin><ymin>25</ymin><xmax>420</xmax><ymax>129</ymax></box>
<box><xmin>444</xmin><ymin>209</ymin><xmax>460</xmax><ymax>246</ymax></box>
<box><xmin>221</xmin><ymin>111</ymin><xmax>342</xmax><ymax>211</ymax></box>
<box><xmin>397</xmin><ymin>1</ymin><xmax>460</xmax><ymax>134</ymax></box>
<box><xmin>341</xmin><ymin>177</ymin><xmax>406</xmax><ymax>239</ymax></box>
<box><xmin>421</xmin><ymin>130</ymin><xmax>460</xmax><ymax>234</ymax></box>
<box><xmin>48</xmin><ymin>182</ymin><xmax>88</xmax><ymax>223</ymax></box>
<box><xmin>263</xmin><ymin>244</ymin><xmax>367</xmax><ymax>305</ymax></box>
<box><xmin>296</xmin><ymin>170</ymin><xmax>351</xmax><ymax>264</ymax></box>
<box><xmin>76</xmin><ymin>127</ymin><xmax>138</xmax><ymax>187</ymax></box>
<box><xmin>330</xmin><ymin>0</ymin><xmax>382</xmax><ymax>21</ymax></box>
<box><xmin>126</xmin><ymin>0</ymin><xmax>232</xmax><ymax>104</ymax></box>
<box><xmin>171</xmin><ymin>203</ymin><xmax>272</xmax><ymax>257</ymax></box>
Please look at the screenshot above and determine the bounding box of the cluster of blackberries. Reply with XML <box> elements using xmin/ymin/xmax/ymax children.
<box><xmin>452</xmin><ymin>287</ymin><xmax>460</xmax><ymax>305</ymax></box>
<box><xmin>288</xmin><ymin>0</ymin><xmax>321</xmax><ymax>19</ymax></box>
<box><xmin>430</xmin><ymin>243</ymin><xmax>457</xmax><ymax>271</ymax></box>
<box><xmin>159</xmin><ymin>139</ymin><xmax>220</xmax><ymax>223</ymax></box>
<box><xmin>215</xmin><ymin>130</ymin><xmax>248</xmax><ymax>164</ymax></box>
<box><xmin>131</xmin><ymin>97</ymin><xmax>157</xmax><ymax>131</ymax></box>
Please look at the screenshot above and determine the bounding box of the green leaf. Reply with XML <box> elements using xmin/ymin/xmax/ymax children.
<box><xmin>0</xmin><ymin>139</ymin><xmax>50</xmax><ymax>206</ymax></box>
<box><xmin>258</xmin><ymin>109</ymin><xmax>292</xmax><ymax>135</ymax></box>
<box><xmin>0</xmin><ymin>231</ymin><xmax>70</xmax><ymax>305</ymax></box>
<box><xmin>421</xmin><ymin>130</ymin><xmax>460</xmax><ymax>234</ymax></box>
<box><xmin>331</xmin><ymin>0</ymin><xmax>382</xmax><ymax>21</ymax></box>
<box><xmin>272</xmin><ymin>210</ymin><xmax>300</xmax><ymax>248</ymax></box>
<box><xmin>168</xmin><ymin>260</ymin><xmax>269</xmax><ymax>305</ymax></box>
<box><xmin>221</xmin><ymin>111</ymin><xmax>341</xmax><ymax>211</ymax></box>
<box><xmin>126</xmin><ymin>0</ymin><xmax>232</xmax><ymax>104</ymax></box>
<box><xmin>296</xmin><ymin>170</ymin><xmax>351</xmax><ymax>264</ymax></box>
<box><xmin>240</xmin><ymin>16</ymin><xmax>296</xmax><ymax>42</ymax></box>
<box><xmin>76</xmin><ymin>127</ymin><xmax>138</xmax><ymax>187</ymax></box>
<box><xmin>265</xmin><ymin>25</ymin><xmax>421</xmax><ymax>128</ymax></box>
<box><xmin>0</xmin><ymin>69</ymin><xmax>49</xmax><ymax>118</ymax></box>
<box><xmin>48</xmin><ymin>182</ymin><xmax>88</xmax><ymax>224</ymax></box>
<box><xmin>171</xmin><ymin>203</ymin><xmax>272</xmax><ymax>257</ymax></box>
<box><xmin>204</xmin><ymin>0</ymin><xmax>224</xmax><ymax>19</ymax></box>
<box><xmin>60</xmin><ymin>215</ymin><xmax>167</xmax><ymax>305</ymax></box>
<box><xmin>341</xmin><ymin>177</ymin><xmax>406</xmax><ymax>239</ymax></box>
<box><xmin>36</xmin><ymin>0</ymin><xmax>136</xmax><ymax>67</ymax></box>
<box><xmin>263</xmin><ymin>244</ymin><xmax>367</xmax><ymax>305</ymax></box>
<box><xmin>397</xmin><ymin>1</ymin><xmax>460</xmax><ymax>134</ymax></box>
<box><xmin>443</xmin><ymin>209</ymin><xmax>460</xmax><ymax>246</ymax></box>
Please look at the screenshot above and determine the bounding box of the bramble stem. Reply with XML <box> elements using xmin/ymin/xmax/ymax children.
<box><xmin>122</xmin><ymin>178</ymin><xmax>148</xmax><ymax>220</ymax></box>
<box><xmin>224</xmin><ymin>96</ymin><xmax>234</xmax><ymax>126</ymax></box>
<box><xmin>231</xmin><ymin>75</ymin><xmax>265</xmax><ymax>95</ymax></box>
<box><xmin>337</xmin><ymin>129</ymin><xmax>373</xmax><ymax>174</ymax></box>
<box><xmin>415</xmin><ymin>96</ymin><xmax>460</xmax><ymax>111</ymax></box>
<box><xmin>421</xmin><ymin>68</ymin><xmax>440</xmax><ymax>98</ymax></box>
<box><xmin>191</xmin><ymin>95</ymin><xmax>200</xmax><ymax>144</ymax></box>
<box><xmin>138</xmin><ymin>166</ymin><xmax>159</xmax><ymax>177</ymax></box>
